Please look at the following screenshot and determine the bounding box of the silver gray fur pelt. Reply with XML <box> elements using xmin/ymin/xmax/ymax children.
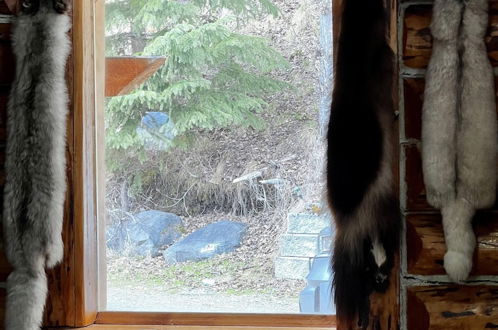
<box><xmin>2</xmin><ymin>0</ymin><xmax>70</xmax><ymax>329</ymax></box>
<box><xmin>423</xmin><ymin>0</ymin><xmax>497</xmax><ymax>283</ymax></box>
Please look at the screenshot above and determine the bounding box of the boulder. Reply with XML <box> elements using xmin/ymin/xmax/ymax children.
<box><xmin>106</xmin><ymin>210</ymin><xmax>183</xmax><ymax>257</ymax></box>
<box><xmin>134</xmin><ymin>210</ymin><xmax>183</xmax><ymax>248</ymax></box>
<box><xmin>106</xmin><ymin>223</ymin><xmax>127</xmax><ymax>252</ymax></box>
<box><xmin>163</xmin><ymin>220</ymin><xmax>247</xmax><ymax>264</ymax></box>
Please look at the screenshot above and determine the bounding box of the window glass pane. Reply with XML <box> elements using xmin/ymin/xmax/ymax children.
<box><xmin>103</xmin><ymin>0</ymin><xmax>334</xmax><ymax>314</ymax></box>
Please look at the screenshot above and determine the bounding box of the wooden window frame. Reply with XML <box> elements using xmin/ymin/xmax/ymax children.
<box><xmin>43</xmin><ymin>0</ymin><xmax>339</xmax><ymax>328</ymax></box>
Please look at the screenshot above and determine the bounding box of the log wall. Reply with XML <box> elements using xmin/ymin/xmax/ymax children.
<box><xmin>400</xmin><ymin>1</ymin><xmax>498</xmax><ymax>329</ymax></box>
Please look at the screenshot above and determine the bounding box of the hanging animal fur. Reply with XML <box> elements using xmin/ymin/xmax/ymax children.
<box><xmin>326</xmin><ymin>0</ymin><xmax>400</xmax><ymax>327</ymax></box>
<box><xmin>422</xmin><ymin>0</ymin><xmax>497</xmax><ymax>283</ymax></box>
<box><xmin>2</xmin><ymin>1</ymin><xmax>70</xmax><ymax>329</ymax></box>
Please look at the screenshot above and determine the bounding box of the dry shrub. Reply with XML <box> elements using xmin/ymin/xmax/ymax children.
<box><xmin>105</xmin><ymin>130</ymin><xmax>313</xmax><ymax>224</ymax></box>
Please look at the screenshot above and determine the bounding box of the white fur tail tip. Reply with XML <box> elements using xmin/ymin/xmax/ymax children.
<box><xmin>441</xmin><ymin>199</ymin><xmax>476</xmax><ymax>283</ymax></box>
<box><xmin>444</xmin><ymin>250</ymin><xmax>472</xmax><ymax>283</ymax></box>
<box><xmin>371</xmin><ymin>239</ymin><xmax>386</xmax><ymax>267</ymax></box>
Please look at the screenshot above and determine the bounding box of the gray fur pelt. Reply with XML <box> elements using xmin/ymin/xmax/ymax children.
<box><xmin>2</xmin><ymin>0</ymin><xmax>70</xmax><ymax>329</ymax></box>
<box><xmin>423</xmin><ymin>0</ymin><xmax>497</xmax><ymax>282</ymax></box>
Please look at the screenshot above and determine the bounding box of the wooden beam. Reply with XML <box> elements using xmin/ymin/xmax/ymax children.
<box><xmin>96</xmin><ymin>312</ymin><xmax>336</xmax><ymax>328</ymax></box>
<box><xmin>407</xmin><ymin>285</ymin><xmax>498</xmax><ymax>329</ymax></box>
<box><xmin>67</xmin><ymin>326</ymin><xmax>334</xmax><ymax>330</ymax></box>
<box><xmin>72</xmin><ymin>0</ymin><xmax>99</xmax><ymax>325</ymax></box>
<box><xmin>105</xmin><ymin>57</ymin><xmax>166</xmax><ymax>97</ymax></box>
<box><xmin>44</xmin><ymin>0</ymin><xmax>99</xmax><ymax>326</ymax></box>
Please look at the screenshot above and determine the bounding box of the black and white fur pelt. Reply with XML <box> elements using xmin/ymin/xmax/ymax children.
<box><xmin>2</xmin><ymin>1</ymin><xmax>70</xmax><ymax>329</ymax></box>
<box><xmin>326</xmin><ymin>0</ymin><xmax>400</xmax><ymax>327</ymax></box>
<box><xmin>422</xmin><ymin>0</ymin><xmax>497</xmax><ymax>283</ymax></box>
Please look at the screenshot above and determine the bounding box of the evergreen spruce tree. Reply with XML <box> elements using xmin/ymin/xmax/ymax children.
<box><xmin>105</xmin><ymin>0</ymin><xmax>290</xmax><ymax>152</ymax></box>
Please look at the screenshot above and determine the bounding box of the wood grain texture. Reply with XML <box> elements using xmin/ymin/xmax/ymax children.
<box><xmin>44</xmin><ymin>0</ymin><xmax>99</xmax><ymax>326</ymax></box>
<box><xmin>96</xmin><ymin>313</ymin><xmax>336</xmax><ymax>328</ymax></box>
<box><xmin>72</xmin><ymin>0</ymin><xmax>99</xmax><ymax>325</ymax></box>
<box><xmin>403</xmin><ymin>2</ymin><xmax>498</xmax><ymax>69</ymax></box>
<box><xmin>68</xmin><ymin>326</ymin><xmax>334</xmax><ymax>330</ymax></box>
<box><xmin>105</xmin><ymin>57</ymin><xmax>165</xmax><ymax>97</ymax></box>
<box><xmin>407</xmin><ymin>213</ymin><xmax>498</xmax><ymax>275</ymax></box>
<box><xmin>407</xmin><ymin>286</ymin><xmax>498</xmax><ymax>330</ymax></box>
<box><xmin>43</xmin><ymin>5</ymin><xmax>77</xmax><ymax>327</ymax></box>
<box><xmin>402</xmin><ymin>144</ymin><xmax>433</xmax><ymax>212</ymax></box>
<box><xmin>95</xmin><ymin>0</ymin><xmax>107</xmax><ymax>311</ymax></box>
<box><xmin>402</xmin><ymin>4</ymin><xmax>432</xmax><ymax>69</ymax></box>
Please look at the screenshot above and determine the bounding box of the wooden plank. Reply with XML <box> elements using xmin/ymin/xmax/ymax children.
<box><xmin>95</xmin><ymin>0</ymin><xmax>107</xmax><ymax>312</ymax></box>
<box><xmin>44</xmin><ymin>0</ymin><xmax>99</xmax><ymax>326</ymax></box>
<box><xmin>68</xmin><ymin>326</ymin><xmax>334</xmax><ymax>330</ymax></box>
<box><xmin>403</xmin><ymin>144</ymin><xmax>434</xmax><ymax>212</ymax></box>
<box><xmin>407</xmin><ymin>213</ymin><xmax>498</xmax><ymax>275</ymax></box>
<box><xmin>96</xmin><ymin>313</ymin><xmax>336</xmax><ymax>328</ymax></box>
<box><xmin>402</xmin><ymin>4</ymin><xmax>432</xmax><ymax>69</ymax></box>
<box><xmin>105</xmin><ymin>57</ymin><xmax>165</xmax><ymax>97</ymax></box>
<box><xmin>72</xmin><ymin>0</ymin><xmax>99</xmax><ymax>326</ymax></box>
<box><xmin>43</xmin><ymin>6</ymin><xmax>77</xmax><ymax>327</ymax></box>
<box><xmin>402</xmin><ymin>2</ymin><xmax>498</xmax><ymax>69</ymax></box>
<box><xmin>407</xmin><ymin>286</ymin><xmax>498</xmax><ymax>329</ymax></box>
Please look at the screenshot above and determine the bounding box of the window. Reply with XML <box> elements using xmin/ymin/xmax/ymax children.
<box><xmin>102</xmin><ymin>0</ymin><xmax>334</xmax><ymax>316</ymax></box>
<box><xmin>45</xmin><ymin>0</ymin><xmax>339</xmax><ymax>327</ymax></box>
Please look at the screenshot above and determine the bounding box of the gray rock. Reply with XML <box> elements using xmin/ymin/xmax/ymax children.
<box><xmin>106</xmin><ymin>223</ymin><xmax>127</xmax><ymax>252</ymax></box>
<box><xmin>125</xmin><ymin>222</ymin><xmax>156</xmax><ymax>257</ymax></box>
<box><xmin>163</xmin><ymin>220</ymin><xmax>247</xmax><ymax>263</ymax></box>
<box><xmin>134</xmin><ymin>210</ymin><xmax>183</xmax><ymax>247</ymax></box>
<box><xmin>106</xmin><ymin>210</ymin><xmax>183</xmax><ymax>257</ymax></box>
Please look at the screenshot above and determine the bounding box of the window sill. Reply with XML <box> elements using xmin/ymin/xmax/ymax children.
<box><xmin>91</xmin><ymin>312</ymin><xmax>336</xmax><ymax>329</ymax></box>
<box><xmin>71</xmin><ymin>326</ymin><xmax>334</xmax><ymax>330</ymax></box>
